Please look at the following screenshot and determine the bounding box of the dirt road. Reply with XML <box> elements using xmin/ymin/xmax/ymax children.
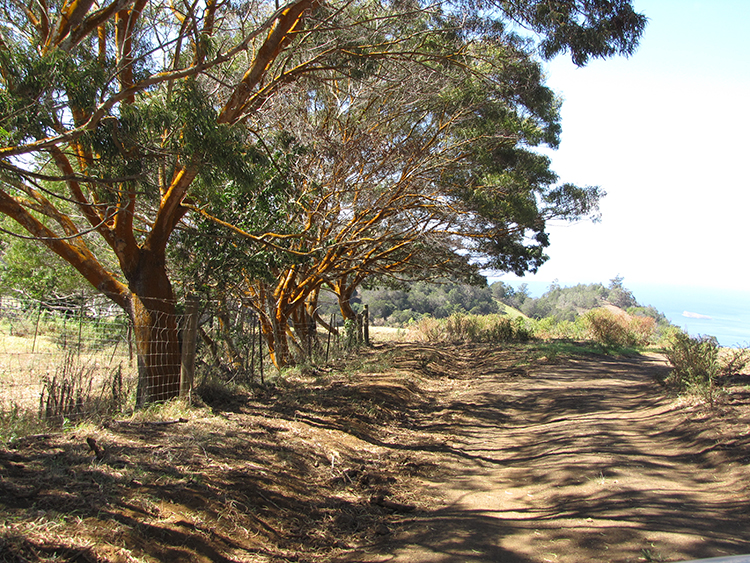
<box><xmin>341</xmin><ymin>348</ymin><xmax>750</xmax><ymax>563</ymax></box>
<box><xmin>3</xmin><ymin>343</ymin><xmax>750</xmax><ymax>562</ymax></box>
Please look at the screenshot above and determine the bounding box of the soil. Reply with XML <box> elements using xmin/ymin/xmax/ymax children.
<box><xmin>2</xmin><ymin>342</ymin><xmax>750</xmax><ymax>563</ymax></box>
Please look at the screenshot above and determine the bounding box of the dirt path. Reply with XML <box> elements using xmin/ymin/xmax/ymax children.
<box><xmin>3</xmin><ymin>343</ymin><xmax>750</xmax><ymax>563</ymax></box>
<box><xmin>342</xmin><ymin>349</ymin><xmax>750</xmax><ymax>563</ymax></box>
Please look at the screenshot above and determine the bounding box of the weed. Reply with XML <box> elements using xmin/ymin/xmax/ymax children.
<box><xmin>409</xmin><ymin>313</ymin><xmax>534</xmax><ymax>344</ymax></box>
<box><xmin>641</xmin><ymin>546</ymin><xmax>666</xmax><ymax>562</ymax></box>
<box><xmin>0</xmin><ymin>402</ymin><xmax>46</xmax><ymax>443</ymax></box>
<box><xmin>38</xmin><ymin>352</ymin><xmax>126</xmax><ymax>425</ymax></box>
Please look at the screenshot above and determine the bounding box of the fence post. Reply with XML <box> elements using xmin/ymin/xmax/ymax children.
<box><xmin>363</xmin><ymin>304</ymin><xmax>370</xmax><ymax>346</ymax></box>
<box><xmin>259</xmin><ymin>321</ymin><xmax>265</xmax><ymax>385</ymax></box>
<box><xmin>326</xmin><ymin>313</ymin><xmax>334</xmax><ymax>363</ymax></box>
<box><xmin>180</xmin><ymin>295</ymin><xmax>199</xmax><ymax>399</ymax></box>
<box><xmin>77</xmin><ymin>292</ymin><xmax>84</xmax><ymax>357</ymax></box>
<box><xmin>250</xmin><ymin>316</ymin><xmax>257</xmax><ymax>383</ymax></box>
<box><xmin>32</xmin><ymin>302</ymin><xmax>42</xmax><ymax>354</ymax></box>
<box><xmin>356</xmin><ymin>312</ymin><xmax>363</xmax><ymax>345</ymax></box>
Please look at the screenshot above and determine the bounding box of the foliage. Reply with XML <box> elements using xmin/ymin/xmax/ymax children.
<box><xmin>663</xmin><ymin>332</ymin><xmax>749</xmax><ymax>406</ymax></box>
<box><xmin>410</xmin><ymin>313</ymin><xmax>533</xmax><ymax>344</ymax></box>
<box><xmin>364</xmin><ymin>282</ymin><xmax>499</xmax><ymax>325</ymax></box>
<box><xmin>0</xmin><ymin>231</ymin><xmax>90</xmax><ymax>302</ymax></box>
<box><xmin>496</xmin><ymin>0</ymin><xmax>647</xmax><ymax>66</ymax></box>
<box><xmin>0</xmin><ymin>0</ymin><xmax>646</xmax><ymax>380</ymax></box>
<box><xmin>584</xmin><ymin>307</ymin><xmax>655</xmax><ymax>348</ymax></box>
<box><xmin>490</xmin><ymin>277</ymin><xmax>674</xmax><ymax>341</ymax></box>
<box><xmin>493</xmin><ymin>277</ymin><xmax>639</xmax><ymax>321</ymax></box>
<box><xmin>491</xmin><ymin>281</ymin><xmax>532</xmax><ymax>310</ymax></box>
<box><xmin>532</xmin><ymin>315</ymin><xmax>588</xmax><ymax>340</ymax></box>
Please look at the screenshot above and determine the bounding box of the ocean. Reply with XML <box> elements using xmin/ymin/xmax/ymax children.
<box><xmin>629</xmin><ymin>284</ymin><xmax>750</xmax><ymax>348</ymax></box>
<box><xmin>505</xmin><ymin>281</ymin><xmax>750</xmax><ymax>348</ymax></box>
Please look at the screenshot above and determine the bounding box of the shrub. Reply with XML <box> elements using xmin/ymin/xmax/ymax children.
<box><xmin>408</xmin><ymin>313</ymin><xmax>533</xmax><ymax>344</ymax></box>
<box><xmin>584</xmin><ymin>308</ymin><xmax>632</xmax><ymax>347</ymax></box>
<box><xmin>487</xmin><ymin>317</ymin><xmax>514</xmax><ymax>342</ymax></box>
<box><xmin>664</xmin><ymin>331</ymin><xmax>749</xmax><ymax>406</ymax></box>
<box><xmin>410</xmin><ymin>317</ymin><xmax>444</xmax><ymax>343</ymax></box>
<box><xmin>445</xmin><ymin>313</ymin><xmax>481</xmax><ymax>342</ymax></box>
<box><xmin>664</xmin><ymin>332</ymin><xmax>721</xmax><ymax>404</ymax></box>
<box><xmin>627</xmin><ymin>315</ymin><xmax>656</xmax><ymax>345</ymax></box>
<box><xmin>512</xmin><ymin>317</ymin><xmax>533</xmax><ymax>342</ymax></box>
<box><xmin>584</xmin><ymin>307</ymin><xmax>655</xmax><ymax>348</ymax></box>
<box><xmin>530</xmin><ymin>316</ymin><xmax>586</xmax><ymax>341</ymax></box>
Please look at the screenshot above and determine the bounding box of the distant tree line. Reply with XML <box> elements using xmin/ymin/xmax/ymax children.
<box><xmin>362</xmin><ymin>282</ymin><xmax>499</xmax><ymax>325</ymax></box>
<box><xmin>361</xmin><ymin>276</ymin><xmax>670</xmax><ymax>329</ymax></box>
<box><xmin>501</xmin><ymin>277</ymin><xmax>669</xmax><ymax>328</ymax></box>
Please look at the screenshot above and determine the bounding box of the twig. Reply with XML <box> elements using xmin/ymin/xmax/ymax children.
<box><xmin>113</xmin><ymin>418</ymin><xmax>189</xmax><ymax>426</ymax></box>
<box><xmin>370</xmin><ymin>494</ymin><xmax>416</xmax><ymax>513</ymax></box>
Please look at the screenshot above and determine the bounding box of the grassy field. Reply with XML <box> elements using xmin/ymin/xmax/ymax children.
<box><xmin>0</xmin><ymin>314</ymin><xmax>137</xmax><ymax>436</ymax></box>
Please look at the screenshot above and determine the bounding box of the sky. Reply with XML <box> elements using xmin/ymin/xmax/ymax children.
<box><xmin>497</xmin><ymin>0</ymin><xmax>750</xmax><ymax>292</ymax></box>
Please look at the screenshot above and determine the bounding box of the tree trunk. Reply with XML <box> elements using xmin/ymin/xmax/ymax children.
<box><xmin>127</xmin><ymin>249</ymin><xmax>182</xmax><ymax>406</ymax></box>
<box><xmin>337</xmin><ymin>286</ymin><xmax>357</xmax><ymax>321</ymax></box>
<box><xmin>257</xmin><ymin>310</ymin><xmax>294</xmax><ymax>369</ymax></box>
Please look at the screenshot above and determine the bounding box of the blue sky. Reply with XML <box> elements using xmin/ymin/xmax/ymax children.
<box><xmin>498</xmin><ymin>0</ymin><xmax>750</xmax><ymax>292</ymax></box>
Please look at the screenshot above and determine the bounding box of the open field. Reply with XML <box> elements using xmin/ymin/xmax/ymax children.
<box><xmin>0</xmin><ymin>316</ymin><xmax>136</xmax><ymax>420</ymax></box>
<box><xmin>2</xmin><ymin>341</ymin><xmax>750</xmax><ymax>562</ymax></box>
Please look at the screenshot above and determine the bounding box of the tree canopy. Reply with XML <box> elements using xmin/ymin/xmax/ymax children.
<box><xmin>0</xmin><ymin>0</ymin><xmax>647</xmax><ymax>394</ymax></box>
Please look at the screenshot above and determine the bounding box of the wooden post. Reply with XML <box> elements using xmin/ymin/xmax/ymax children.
<box><xmin>32</xmin><ymin>302</ymin><xmax>42</xmax><ymax>354</ymax></box>
<box><xmin>180</xmin><ymin>295</ymin><xmax>199</xmax><ymax>399</ymax></box>
<box><xmin>127</xmin><ymin>322</ymin><xmax>133</xmax><ymax>365</ymax></box>
<box><xmin>250</xmin><ymin>316</ymin><xmax>256</xmax><ymax>383</ymax></box>
<box><xmin>326</xmin><ymin>313</ymin><xmax>334</xmax><ymax>363</ymax></box>
<box><xmin>77</xmin><ymin>292</ymin><xmax>84</xmax><ymax>357</ymax></box>
<box><xmin>259</xmin><ymin>320</ymin><xmax>265</xmax><ymax>385</ymax></box>
<box><xmin>363</xmin><ymin>304</ymin><xmax>370</xmax><ymax>346</ymax></box>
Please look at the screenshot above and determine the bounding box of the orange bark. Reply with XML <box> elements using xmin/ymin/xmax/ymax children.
<box><xmin>0</xmin><ymin>187</ymin><xmax>130</xmax><ymax>310</ymax></box>
<box><xmin>218</xmin><ymin>0</ymin><xmax>314</xmax><ymax>124</ymax></box>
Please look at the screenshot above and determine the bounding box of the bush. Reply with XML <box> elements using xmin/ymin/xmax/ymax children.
<box><xmin>664</xmin><ymin>332</ymin><xmax>721</xmax><ymax>404</ymax></box>
<box><xmin>410</xmin><ymin>317</ymin><xmax>444</xmax><ymax>343</ymax></box>
<box><xmin>487</xmin><ymin>317</ymin><xmax>514</xmax><ymax>342</ymax></box>
<box><xmin>445</xmin><ymin>313</ymin><xmax>481</xmax><ymax>342</ymax></box>
<box><xmin>584</xmin><ymin>307</ymin><xmax>655</xmax><ymax>348</ymax></box>
<box><xmin>408</xmin><ymin>313</ymin><xmax>533</xmax><ymax>344</ymax></box>
<box><xmin>584</xmin><ymin>308</ymin><xmax>632</xmax><ymax>347</ymax></box>
<box><xmin>530</xmin><ymin>316</ymin><xmax>587</xmax><ymax>341</ymax></box>
<box><xmin>664</xmin><ymin>331</ymin><xmax>749</xmax><ymax>406</ymax></box>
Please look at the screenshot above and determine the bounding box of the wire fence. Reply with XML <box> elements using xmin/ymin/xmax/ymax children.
<box><xmin>0</xmin><ymin>294</ymin><xmax>369</xmax><ymax>433</ymax></box>
<box><xmin>0</xmin><ymin>295</ymin><xmax>135</xmax><ymax>425</ymax></box>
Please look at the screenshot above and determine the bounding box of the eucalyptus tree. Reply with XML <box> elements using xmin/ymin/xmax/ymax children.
<box><xmin>0</xmin><ymin>0</ymin><xmax>645</xmax><ymax>398</ymax></box>
<box><xmin>182</xmin><ymin>7</ymin><xmax>630</xmax><ymax>366</ymax></box>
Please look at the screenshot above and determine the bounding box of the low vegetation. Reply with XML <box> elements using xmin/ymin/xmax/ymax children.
<box><xmin>3</xmin><ymin>276</ymin><xmax>746</xmax><ymax>444</ymax></box>
<box><xmin>361</xmin><ymin>276</ymin><xmax>674</xmax><ymax>345</ymax></box>
<box><xmin>663</xmin><ymin>332</ymin><xmax>750</xmax><ymax>406</ymax></box>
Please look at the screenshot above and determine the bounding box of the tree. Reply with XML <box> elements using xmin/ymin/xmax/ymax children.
<box><xmin>182</xmin><ymin>3</ymin><xmax>643</xmax><ymax>365</ymax></box>
<box><xmin>0</xmin><ymin>0</ymin><xmax>646</xmax><ymax>396</ymax></box>
<box><xmin>0</xmin><ymin>227</ymin><xmax>90</xmax><ymax>302</ymax></box>
<box><xmin>0</xmin><ymin>0</ymin><xmax>364</xmax><ymax>402</ymax></box>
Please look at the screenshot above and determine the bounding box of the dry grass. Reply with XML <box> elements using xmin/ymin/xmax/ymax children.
<box><xmin>0</xmin><ymin>314</ymin><xmax>137</xmax><ymax>443</ymax></box>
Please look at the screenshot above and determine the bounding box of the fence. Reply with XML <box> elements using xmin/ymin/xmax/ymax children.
<box><xmin>0</xmin><ymin>294</ymin><xmax>370</xmax><ymax>431</ymax></box>
<box><xmin>0</xmin><ymin>295</ymin><xmax>135</xmax><ymax>425</ymax></box>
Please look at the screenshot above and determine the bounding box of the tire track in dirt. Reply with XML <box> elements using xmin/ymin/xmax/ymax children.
<box><xmin>340</xmin><ymin>351</ymin><xmax>750</xmax><ymax>563</ymax></box>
